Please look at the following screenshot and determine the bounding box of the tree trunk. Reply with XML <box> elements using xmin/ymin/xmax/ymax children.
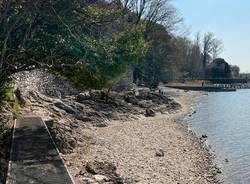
<box><xmin>105</xmin><ymin>87</ymin><xmax>112</xmax><ymax>103</ymax></box>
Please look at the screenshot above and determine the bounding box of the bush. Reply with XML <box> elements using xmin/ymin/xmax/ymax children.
<box><xmin>3</xmin><ymin>85</ymin><xmax>20</xmax><ymax>119</ymax></box>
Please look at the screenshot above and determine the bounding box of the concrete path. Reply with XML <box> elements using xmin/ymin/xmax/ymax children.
<box><xmin>6</xmin><ymin>117</ymin><xmax>74</xmax><ymax>184</ymax></box>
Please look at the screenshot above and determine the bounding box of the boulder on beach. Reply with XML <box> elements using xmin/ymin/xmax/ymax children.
<box><xmin>145</xmin><ymin>108</ymin><xmax>156</xmax><ymax>117</ymax></box>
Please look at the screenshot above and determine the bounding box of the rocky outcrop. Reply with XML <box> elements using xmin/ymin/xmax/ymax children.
<box><xmin>19</xmin><ymin>88</ymin><xmax>181</xmax><ymax>155</ymax></box>
<box><xmin>54</xmin><ymin>100</ymin><xmax>77</xmax><ymax>114</ymax></box>
<box><xmin>6</xmin><ymin>88</ymin><xmax>178</xmax><ymax>161</ymax></box>
<box><xmin>10</xmin><ymin>70</ymin><xmax>183</xmax><ymax>183</ymax></box>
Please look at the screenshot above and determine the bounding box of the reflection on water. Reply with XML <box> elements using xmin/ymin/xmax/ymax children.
<box><xmin>184</xmin><ymin>89</ymin><xmax>250</xmax><ymax>184</ymax></box>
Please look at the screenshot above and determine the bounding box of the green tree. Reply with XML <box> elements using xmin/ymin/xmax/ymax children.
<box><xmin>0</xmin><ymin>0</ymin><xmax>148</xmax><ymax>92</ymax></box>
<box><xmin>54</xmin><ymin>23</ymin><xmax>149</xmax><ymax>90</ymax></box>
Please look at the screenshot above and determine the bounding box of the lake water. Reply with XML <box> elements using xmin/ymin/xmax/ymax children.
<box><xmin>184</xmin><ymin>89</ymin><xmax>250</xmax><ymax>184</ymax></box>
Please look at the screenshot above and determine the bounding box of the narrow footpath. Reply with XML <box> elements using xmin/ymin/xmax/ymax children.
<box><xmin>6</xmin><ymin>117</ymin><xmax>74</xmax><ymax>184</ymax></box>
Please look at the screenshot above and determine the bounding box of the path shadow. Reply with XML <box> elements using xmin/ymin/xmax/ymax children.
<box><xmin>8</xmin><ymin>117</ymin><xmax>73</xmax><ymax>184</ymax></box>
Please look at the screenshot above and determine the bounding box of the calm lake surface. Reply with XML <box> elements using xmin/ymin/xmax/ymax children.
<box><xmin>184</xmin><ymin>89</ymin><xmax>250</xmax><ymax>184</ymax></box>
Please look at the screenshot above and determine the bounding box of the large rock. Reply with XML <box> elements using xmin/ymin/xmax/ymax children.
<box><xmin>92</xmin><ymin>121</ymin><xmax>108</xmax><ymax>127</ymax></box>
<box><xmin>81</xmin><ymin>177</ymin><xmax>96</xmax><ymax>183</ymax></box>
<box><xmin>68</xmin><ymin>138</ymin><xmax>77</xmax><ymax>149</ymax></box>
<box><xmin>94</xmin><ymin>175</ymin><xmax>109</xmax><ymax>182</ymax></box>
<box><xmin>138</xmin><ymin>100</ymin><xmax>154</xmax><ymax>108</ymax></box>
<box><xmin>145</xmin><ymin>108</ymin><xmax>156</xmax><ymax>117</ymax></box>
<box><xmin>51</xmin><ymin>106</ymin><xmax>67</xmax><ymax>117</ymax></box>
<box><xmin>76</xmin><ymin>93</ymin><xmax>91</xmax><ymax>102</ymax></box>
<box><xmin>85</xmin><ymin>161</ymin><xmax>122</xmax><ymax>183</ymax></box>
<box><xmin>124</xmin><ymin>95</ymin><xmax>139</xmax><ymax>105</ymax></box>
<box><xmin>76</xmin><ymin>114</ymin><xmax>92</xmax><ymax>121</ymax></box>
<box><xmin>81</xmin><ymin>177</ymin><xmax>96</xmax><ymax>184</ymax></box>
<box><xmin>155</xmin><ymin>149</ymin><xmax>165</xmax><ymax>157</ymax></box>
<box><xmin>54</xmin><ymin>100</ymin><xmax>77</xmax><ymax>114</ymax></box>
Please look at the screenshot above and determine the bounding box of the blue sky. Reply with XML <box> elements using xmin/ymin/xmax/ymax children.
<box><xmin>172</xmin><ymin>0</ymin><xmax>250</xmax><ymax>73</ymax></box>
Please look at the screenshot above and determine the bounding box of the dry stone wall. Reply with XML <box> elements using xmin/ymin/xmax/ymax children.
<box><xmin>12</xmin><ymin>70</ymin><xmax>78</xmax><ymax>98</ymax></box>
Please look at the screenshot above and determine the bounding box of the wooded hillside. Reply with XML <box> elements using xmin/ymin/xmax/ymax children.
<box><xmin>0</xmin><ymin>0</ymin><xmax>238</xmax><ymax>91</ymax></box>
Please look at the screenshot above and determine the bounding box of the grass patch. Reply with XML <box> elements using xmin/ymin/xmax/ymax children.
<box><xmin>3</xmin><ymin>85</ymin><xmax>20</xmax><ymax>119</ymax></box>
<box><xmin>12</xmin><ymin>103</ymin><xmax>20</xmax><ymax>119</ymax></box>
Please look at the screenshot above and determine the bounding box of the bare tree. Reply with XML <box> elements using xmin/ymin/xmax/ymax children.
<box><xmin>202</xmin><ymin>32</ymin><xmax>224</xmax><ymax>70</ymax></box>
<box><xmin>211</xmin><ymin>39</ymin><xmax>223</xmax><ymax>60</ymax></box>
<box><xmin>189</xmin><ymin>32</ymin><xmax>202</xmax><ymax>72</ymax></box>
<box><xmin>202</xmin><ymin>32</ymin><xmax>214</xmax><ymax>69</ymax></box>
<box><xmin>118</xmin><ymin>0</ymin><xmax>182</xmax><ymax>31</ymax></box>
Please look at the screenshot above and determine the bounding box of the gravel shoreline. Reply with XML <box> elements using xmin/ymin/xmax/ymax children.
<box><xmin>0</xmin><ymin>87</ymin><xmax>219</xmax><ymax>184</ymax></box>
<box><xmin>1</xmin><ymin>70</ymin><xmax>220</xmax><ymax>183</ymax></box>
<box><xmin>64</xmin><ymin>89</ymin><xmax>219</xmax><ymax>184</ymax></box>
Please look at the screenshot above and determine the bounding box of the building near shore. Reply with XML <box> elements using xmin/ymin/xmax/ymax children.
<box><xmin>240</xmin><ymin>73</ymin><xmax>250</xmax><ymax>79</ymax></box>
<box><xmin>230</xmin><ymin>65</ymin><xmax>240</xmax><ymax>78</ymax></box>
<box><xmin>205</xmin><ymin>58</ymin><xmax>231</xmax><ymax>78</ymax></box>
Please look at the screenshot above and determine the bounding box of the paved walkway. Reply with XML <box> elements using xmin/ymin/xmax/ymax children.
<box><xmin>6</xmin><ymin>117</ymin><xmax>74</xmax><ymax>184</ymax></box>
